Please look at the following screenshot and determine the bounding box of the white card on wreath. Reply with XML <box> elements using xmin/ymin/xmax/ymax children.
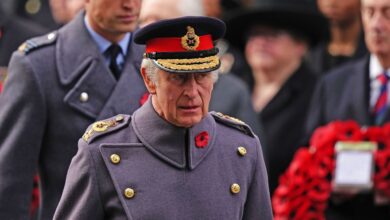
<box><xmin>333</xmin><ymin>141</ymin><xmax>377</xmax><ymax>191</ymax></box>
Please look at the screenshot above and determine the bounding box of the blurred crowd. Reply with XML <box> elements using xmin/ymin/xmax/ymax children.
<box><xmin>1</xmin><ymin>0</ymin><xmax>390</xmax><ymax>219</ymax></box>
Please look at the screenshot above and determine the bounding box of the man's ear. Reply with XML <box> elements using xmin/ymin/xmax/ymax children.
<box><xmin>141</xmin><ymin>67</ymin><xmax>157</xmax><ymax>94</ymax></box>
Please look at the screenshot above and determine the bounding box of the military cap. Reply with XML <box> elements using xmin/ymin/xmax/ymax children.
<box><xmin>134</xmin><ymin>16</ymin><xmax>226</xmax><ymax>73</ymax></box>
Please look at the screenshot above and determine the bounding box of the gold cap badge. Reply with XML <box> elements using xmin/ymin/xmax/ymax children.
<box><xmin>181</xmin><ymin>26</ymin><xmax>200</xmax><ymax>51</ymax></box>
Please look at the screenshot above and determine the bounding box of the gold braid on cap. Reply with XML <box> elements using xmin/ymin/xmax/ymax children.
<box><xmin>156</xmin><ymin>56</ymin><xmax>219</xmax><ymax>71</ymax></box>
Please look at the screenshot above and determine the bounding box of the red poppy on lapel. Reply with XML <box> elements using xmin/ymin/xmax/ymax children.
<box><xmin>195</xmin><ymin>131</ymin><xmax>209</xmax><ymax>148</ymax></box>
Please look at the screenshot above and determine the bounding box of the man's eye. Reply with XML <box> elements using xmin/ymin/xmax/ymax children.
<box><xmin>384</xmin><ymin>8</ymin><xmax>390</xmax><ymax>20</ymax></box>
<box><xmin>195</xmin><ymin>73</ymin><xmax>209</xmax><ymax>82</ymax></box>
<box><xmin>362</xmin><ymin>7</ymin><xmax>374</xmax><ymax>18</ymax></box>
<box><xmin>170</xmin><ymin>74</ymin><xmax>187</xmax><ymax>82</ymax></box>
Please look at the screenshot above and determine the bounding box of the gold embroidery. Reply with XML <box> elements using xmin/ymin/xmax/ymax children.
<box><xmin>156</xmin><ymin>56</ymin><xmax>219</xmax><ymax>71</ymax></box>
<box><xmin>82</xmin><ymin>119</ymin><xmax>119</xmax><ymax>142</ymax></box>
<box><xmin>181</xmin><ymin>26</ymin><xmax>200</xmax><ymax>51</ymax></box>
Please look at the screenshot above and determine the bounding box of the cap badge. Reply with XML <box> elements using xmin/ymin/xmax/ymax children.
<box><xmin>181</xmin><ymin>26</ymin><xmax>200</xmax><ymax>51</ymax></box>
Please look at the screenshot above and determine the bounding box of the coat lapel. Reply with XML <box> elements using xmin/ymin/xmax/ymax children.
<box><xmin>57</xmin><ymin>13</ymin><xmax>146</xmax><ymax>119</ymax></box>
<box><xmin>97</xmin><ymin>38</ymin><xmax>147</xmax><ymax>119</ymax></box>
<box><xmin>131</xmin><ymin>99</ymin><xmax>216</xmax><ymax>169</ymax></box>
<box><xmin>343</xmin><ymin>58</ymin><xmax>371</xmax><ymax>125</ymax></box>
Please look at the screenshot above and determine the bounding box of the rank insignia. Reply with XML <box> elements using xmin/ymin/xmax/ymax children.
<box><xmin>82</xmin><ymin>118</ymin><xmax>120</xmax><ymax>141</ymax></box>
<box><xmin>181</xmin><ymin>26</ymin><xmax>200</xmax><ymax>51</ymax></box>
<box><xmin>215</xmin><ymin>112</ymin><xmax>245</xmax><ymax>125</ymax></box>
<box><xmin>92</xmin><ymin>121</ymin><xmax>110</xmax><ymax>132</ymax></box>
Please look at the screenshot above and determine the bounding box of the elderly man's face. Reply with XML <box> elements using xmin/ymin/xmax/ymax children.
<box><xmin>362</xmin><ymin>0</ymin><xmax>390</xmax><ymax>58</ymax></box>
<box><xmin>142</xmin><ymin>68</ymin><xmax>214</xmax><ymax>128</ymax></box>
<box><xmin>85</xmin><ymin>0</ymin><xmax>141</xmax><ymax>42</ymax></box>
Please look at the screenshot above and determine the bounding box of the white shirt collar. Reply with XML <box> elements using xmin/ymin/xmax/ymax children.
<box><xmin>370</xmin><ymin>55</ymin><xmax>388</xmax><ymax>79</ymax></box>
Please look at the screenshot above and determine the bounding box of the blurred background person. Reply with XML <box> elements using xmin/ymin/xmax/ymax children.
<box><xmin>225</xmin><ymin>0</ymin><xmax>327</xmax><ymax>195</ymax></box>
<box><xmin>0</xmin><ymin>0</ymin><xmax>147</xmax><ymax>219</ymax></box>
<box><xmin>0</xmin><ymin>3</ymin><xmax>47</xmax><ymax>94</ymax></box>
<box><xmin>0</xmin><ymin>0</ymin><xmax>84</xmax><ymax>92</ymax></box>
<box><xmin>0</xmin><ymin>0</ymin><xmax>85</xmax><ymax>218</ymax></box>
<box><xmin>139</xmin><ymin>0</ymin><xmax>264</xmax><ymax>142</ymax></box>
<box><xmin>0</xmin><ymin>4</ymin><xmax>47</xmax><ymax>66</ymax></box>
<box><xmin>305</xmin><ymin>0</ymin><xmax>390</xmax><ymax>218</ymax></box>
<box><xmin>1</xmin><ymin>0</ymin><xmax>57</xmax><ymax>30</ymax></box>
<box><xmin>1</xmin><ymin>0</ymin><xmax>84</xmax><ymax>30</ymax></box>
<box><xmin>202</xmin><ymin>0</ymin><xmax>250</xmax><ymax>80</ymax></box>
<box><xmin>307</xmin><ymin>0</ymin><xmax>368</xmax><ymax>75</ymax></box>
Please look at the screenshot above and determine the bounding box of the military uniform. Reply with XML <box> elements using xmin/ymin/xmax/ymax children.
<box><xmin>0</xmin><ymin>12</ymin><xmax>147</xmax><ymax>219</ymax></box>
<box><xmin>54</xmin><ymin>16</ymin><xmax>272</xmax><ymax>219</ymax></box>
<box><xmin>54</xmin><ymin>99</ymin><xmax>273</xmax><ymax>220</ymax></box>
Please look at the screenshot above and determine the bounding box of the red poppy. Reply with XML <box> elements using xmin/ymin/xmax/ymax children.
<box><xmin>139</xmin><ymin>92</ymin><xmax>149</xmax><ymax>106</ymax></box>
<box><xmin>30</xmin><ymin>175</ymin><xmax>40</xmax><ymax>217</ymax></box>
<box><xmin>195</xmin><ymin>131</ymin><xmax>209</xmax><ymax>148</ymax></box>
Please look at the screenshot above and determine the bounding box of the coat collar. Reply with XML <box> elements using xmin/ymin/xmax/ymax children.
<box><xmin>56</xmin><ymin>12</ymin><xmax>103</xmax><ymax>85</ymax></box>
<box><xmin>131</xmin><ymin>98</ymin><xmax>217</xmax><ymax>169</ymax></box>
<box><xmin>55</xmin><ymin>12</ymin><xmax>144</xmax><ymax>85</ymax></box>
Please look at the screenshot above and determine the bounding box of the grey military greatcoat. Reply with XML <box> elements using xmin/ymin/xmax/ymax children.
<box><xmin>54</xmin><ymin>99</ymin><xmax>273</xmax><ymax>220</ymax></box>
<box><xmin>0</xmin><ymin>13</ymin><xmax>147</xmax><ymax>219</ymax></box>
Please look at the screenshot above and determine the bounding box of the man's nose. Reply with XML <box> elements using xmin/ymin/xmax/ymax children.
<box><xmin>123</xmin><ymin>0</ymin><xmax>138</xmax><ymax>9</ymax></box>
<box><xmin>183</xmin><ymin>75</ymin><xmax>198</xmax><ymax>98</ymax></box>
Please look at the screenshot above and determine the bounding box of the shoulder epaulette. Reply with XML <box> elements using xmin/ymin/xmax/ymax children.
<box><xmin>82</xmin><ymin>114</ymin><xmax>131</xmax><ymax>144</ymax></box>
<box><xmin>18</xmin><ymin>31</ymin><xmax>58</xmax><ymax>54</ymax></box>
<box><xmin>211</xmin><ymin>112</ymin><xmax>255</xmax><ymax>137</ymax></box>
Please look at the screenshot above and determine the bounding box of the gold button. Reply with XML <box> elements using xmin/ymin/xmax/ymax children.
<box><xmin>237</xmin><ymin>146</ymin><xmax>247</xmax><ymax>156</ymax></box>
<box><xmin>110</xmin><ymin>154</ymin><xmax>121</xmax><ymax>164</ymax></box>
<box><xmin>124</xmin><ymin>188</ymin><xmax>135</xmax><ymax>199</ymax></box>
<box><xmin>231</xmin><ymin>183</ymin><xmax>240</xmax><ymax>194</ymax></box>
<box><xmin>80</xmin><ymin>92</ymin><xmax>89</xmax><ymax>102</ymax></box>
<box><xmin>115</xmin><ymin>115</ymin><xmax>124</xmax><ymax>122</ymax></box>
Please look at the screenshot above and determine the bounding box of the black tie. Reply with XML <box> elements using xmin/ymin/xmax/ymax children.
<box><xmin>107</xmin><ymin>44</ymin><xmax>122</xmax><ymax>80</ymax></box>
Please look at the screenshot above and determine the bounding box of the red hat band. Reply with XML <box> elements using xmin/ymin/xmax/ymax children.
<box><xmin>145</xmin><ymin>26</ymin><xmax>214</xmax><ymax>54</ymax></box>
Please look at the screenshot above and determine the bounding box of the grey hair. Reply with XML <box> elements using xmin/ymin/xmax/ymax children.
<box><xmin>141</xmin><ymin>58</ymin><xmax>219</xmax><ymax>84</ymax></box>
<box><xmin>210</xmin><ymin>70</ymin><xmax>219</xmax><ymax>83</ymax></box>
<box><xmin>141</xmin><ymin>58</ymin><xmax>160</xmax><ymax>84</ymax></box>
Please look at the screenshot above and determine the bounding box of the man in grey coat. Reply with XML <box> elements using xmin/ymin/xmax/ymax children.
<box><xmin>54</xmin><ymin>16</ymin><xmax>273</xmax><ymax>219</ymax></box>
<box><xmin>0</xmin><ymin>0</ymin><xmax>147</xmax><ymax>219</ymax></box>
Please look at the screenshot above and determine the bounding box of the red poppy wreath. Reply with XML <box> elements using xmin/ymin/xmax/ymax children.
<box><xmin>272</xmin><ymin>120</ymin><xmax>390</xmax><ymax>220</ymax></box>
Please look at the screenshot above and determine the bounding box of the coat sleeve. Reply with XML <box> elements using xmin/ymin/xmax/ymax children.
<box><xmin>243</xmin><ymin>136</ymin><xmax>274</xmax><ymax>220</ymax></box>
<box><xmin>53</xmin><ymin>140</ymin><xmax>104</xmax><ymax>220</ymax></box>
<box><xmin>0</xmin><ymin>51</ymin><xmax>47</xmax><ymax>219</ymax></box>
